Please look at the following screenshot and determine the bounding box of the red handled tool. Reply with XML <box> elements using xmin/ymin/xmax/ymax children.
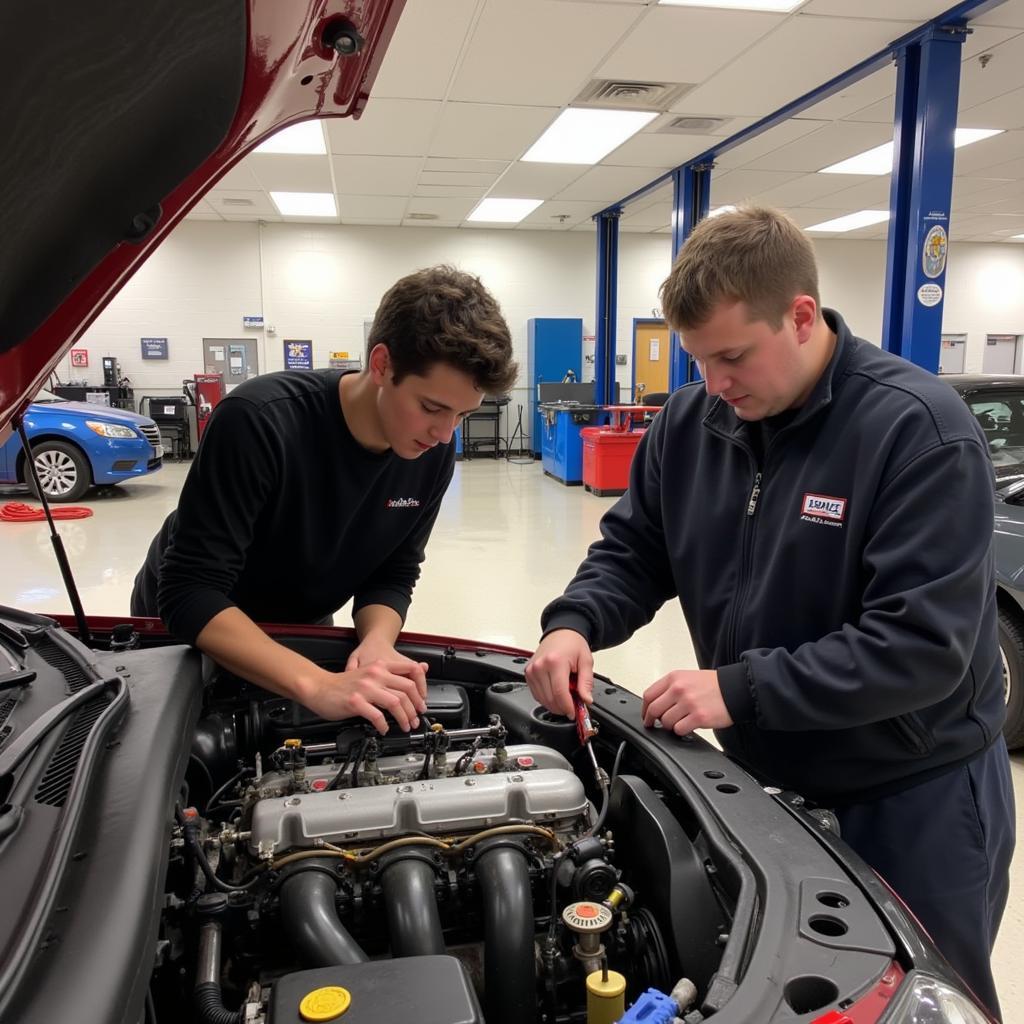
<box><xmin>570</xmin><ymin>673</ymin><xmax>608</xmax><ymax>787</ymax></box>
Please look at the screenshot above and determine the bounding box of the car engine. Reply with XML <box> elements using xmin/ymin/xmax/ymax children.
<box><xmin>159</xmin><ymin>688</ymin><xmax>697</xmax><ymax>1024</ymax></box>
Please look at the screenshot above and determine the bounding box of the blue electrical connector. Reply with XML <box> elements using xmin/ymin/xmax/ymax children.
<box><xmin>617</xmin><ymin>987</ymin><xmax>678</xmax><ymax>1023</ymax></box>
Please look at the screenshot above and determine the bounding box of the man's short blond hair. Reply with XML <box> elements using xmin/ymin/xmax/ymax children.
<box><xmin>659</xmin><ymin>205</ymin><xmax>820</xmax><ymax>331</ymax></box>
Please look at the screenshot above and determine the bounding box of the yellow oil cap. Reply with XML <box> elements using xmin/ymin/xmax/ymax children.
<box><xmin>299</xmin><ymin>986</ymin><xmax>351</xmax><ymax>1022</ymax></box>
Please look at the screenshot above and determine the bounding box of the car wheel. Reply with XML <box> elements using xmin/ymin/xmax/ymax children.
<box><xmin>27</xmin><ymin>440</ymin><xmax>91</xmax><ymax>503</ymax></box>
<box><xmin>997</xmin><ymin>607</ymin><xmax>1024</xmax><ymax>750</ymax></box>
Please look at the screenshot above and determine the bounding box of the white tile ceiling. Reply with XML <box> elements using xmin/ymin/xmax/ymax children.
<box><xmin>183</xmin><ymin>0</ymin><xmax>1024</xmax><ymax>242</ymax></box>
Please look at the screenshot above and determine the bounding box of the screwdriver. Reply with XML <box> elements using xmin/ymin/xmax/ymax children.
<box><xmin>569</xmin><ymin>673</ymin><xmax>608</xmax><ymax>787</ymax></box>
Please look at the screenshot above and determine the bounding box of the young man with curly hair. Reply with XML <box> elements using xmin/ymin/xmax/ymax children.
<box><xmin>133</xmin><ymin>265</ymin><xmax>516</xmax><ymax>735</ymax></box>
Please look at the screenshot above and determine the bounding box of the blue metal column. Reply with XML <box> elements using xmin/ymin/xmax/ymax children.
<box><xmin>882</xmin><ymin>25</ymin><xmax>967</xmax><ymax>371</ymax></box>
<box><xmin>669</xmin><ymin>163</ymin><xmax>712</xmax><ymax>389</ymax></box>
<box><xmin>594</xmin><ymin>209</ymin><xmax>621</xmax><ymax>406</ymax></box>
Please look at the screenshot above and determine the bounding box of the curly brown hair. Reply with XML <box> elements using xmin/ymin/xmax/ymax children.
<box><xmin>367</xmin><ymin>266</ymin><xmax>517</xmax><ymax>395</ymax></box>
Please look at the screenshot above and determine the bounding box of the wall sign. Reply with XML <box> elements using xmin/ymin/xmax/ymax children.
<box><xmin>70</xmin><ymin>349</ymin><xmax>88</xmax><ymax>368</ymax></box>
<box><xmin>141</xmin><ymin>337</ymin><xmax>169</xmax><ymax>360</ymax></box>
<box><xmin>284</xmin><ymin>339</ymin><xmax>313</xmax><ymax>370</ymax></box>
<box><xmin>917</xmin><ymin>283</ymin><xmax>943</xmax><ymax>307</ymax></box>
<box><xmin>242</xmin><ymin>315</ymin><xmax>264</xmax><ymax>328</ymax></box>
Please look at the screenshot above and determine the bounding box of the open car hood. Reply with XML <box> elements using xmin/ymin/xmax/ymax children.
<box><xmin>0</xmin><ymin>0</ymin><xmax>405</xmax><ymax>440</ymax></box>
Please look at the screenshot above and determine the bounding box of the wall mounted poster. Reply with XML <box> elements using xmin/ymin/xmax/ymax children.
<box><xmin>141</xmin><ymin>337</ymin><xmax>169</xmax><ymax>360</ymax></box>
<box><xmin>284</xmin><ymin>339</ymin><xmax>313</xmax><ymax>370</ymax></box>
<box><xmin>70</xmin><ymin>349</ymin><xmax>88</xmax><ymax>367</ymax></box>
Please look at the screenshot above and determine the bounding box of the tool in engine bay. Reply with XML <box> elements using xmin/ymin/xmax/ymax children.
<box><xmin>570</xmin><ymin>672</ymin><xmax>609</xmax><ymax>792</ymax></box>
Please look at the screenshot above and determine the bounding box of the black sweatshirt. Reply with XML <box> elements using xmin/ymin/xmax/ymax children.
<box><xmin>542</xmin><ymin>310</ymin><xmax>1005</xmax><ymax>804</ymax></box>
<box><xmin>131</xmin><ymin>370</ymin><xmax>454</xmax><ymax>644</ymax></box>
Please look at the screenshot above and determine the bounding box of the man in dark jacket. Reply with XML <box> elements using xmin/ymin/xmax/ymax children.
<box><xmin>133</xmin><ymin>265</ymin><xmax>516</xmax><ymax>736</ymax></box>
<box><xmin>526</xmin><ymin>207</ymin><xmax>1014</xmax><ymax>1018</ymax></box>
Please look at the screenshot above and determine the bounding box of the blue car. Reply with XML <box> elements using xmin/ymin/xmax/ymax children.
<box><xmin>0</xmin><ymin>389</ymin><xmax>163</xmax><ymax>502</ymax></box>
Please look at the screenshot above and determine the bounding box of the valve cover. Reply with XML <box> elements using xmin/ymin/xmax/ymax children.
<box><xmin>249</xmin><ymin>763</ymin><xmax>588</xmax><ymax>857</ymax></box>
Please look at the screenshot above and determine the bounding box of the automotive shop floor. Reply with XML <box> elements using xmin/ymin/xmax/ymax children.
<box><xmin>1</xmin><ymin>458</ymin><xmax>1021</xmax><ymax>1017</ymax></box>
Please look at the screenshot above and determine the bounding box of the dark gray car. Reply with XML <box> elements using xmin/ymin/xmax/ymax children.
<box><xmin>947</xmin><ymin>374</ymin><xmax>1024</xmax><ymax>748</ymax></box>
<box><xmin>994</xmin><ymin>487</ymin><xmax>1024</xmax><ymax>748</ymax></box>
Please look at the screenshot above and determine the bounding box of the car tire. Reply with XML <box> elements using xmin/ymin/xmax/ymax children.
<box><xmin>997</xmin><ymin>607</ymin><xmax>1024</xmax><ymax>750</ymax></box>
<box><xmin>27</xmin><ymin>440</ymin><xmax>92</xmax><ymax>503</ymax></box>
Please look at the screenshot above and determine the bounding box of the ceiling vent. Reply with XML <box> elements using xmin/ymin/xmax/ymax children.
<box><xmin>657</xmin><ymin>116</ymin><xmax>732</xmax><ymax>135</ymax></box>
<box><xmin>221</xmin><ymin>197</ymin><xmax>255</xmax><ymax>207</ymax></box>
<box><xmin>406</xmin><ymin>212</ymin><xmax>439</xmax><ymax>221</ymax></box>
<box><xmin>573</xmin><ymin>79</ymin><xmax>695</xmax><ymax>111</ymax></box>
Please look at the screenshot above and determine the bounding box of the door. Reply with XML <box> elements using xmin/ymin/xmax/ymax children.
<box><xmin>203</xmin><ymin>338</ymin><xmax>260</xmax><ymax>392</ymax></box>
<box><xmin>939</xmin><ymin>334</ymin><xmax>966</xmax><ymax>374</ymax></box>
<box><xmin>984</xmin><ymin>334</ymin><xmax>1020</xmax><ymax>374</ymax></box>
<box><xmin>633</xmin><ymin>321</ymin><xmax>670</xmax><ymax>400</ymax></box>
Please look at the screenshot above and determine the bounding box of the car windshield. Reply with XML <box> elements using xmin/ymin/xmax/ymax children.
<box><xmin>965</xmin><ymin>391</ymin><xmax>1024</xmax><ymax>473</ymax></box>
<box><xmin>32</xmin><ymin>389</ymin><xmax>64</xmax><ymax>404</ymax></box>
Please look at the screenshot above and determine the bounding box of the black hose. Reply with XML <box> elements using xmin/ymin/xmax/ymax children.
<box><xmin>475</xmin><ymin>846</ymin><xmax>536</xmax><ymax>1024</ymax></box>
<box><xmin>381</xmin><ymin>857</ymin><xmax>445</xmax><ymax>956</ymax></box>
<box><xmin>280</xmin><ymin>868</ymin><xmax>368</xmax><ymax>966</ymax></box>
<box><xmin>175</xmin><ymin>806</ymin><xmax>263</xmax><ymax>894</ymax></box>
<box><xmin>588</xmin><ymin>741</ymin><xmax>626</xmax><ymax>837</ymax></box>
<box><xmin>195</xmin><ymin>984</ymin><xmax>241</xmax><ymax>1024</ymax></box>
<box><xmin>205</xmin><ymin>767</ymin><xmax>252</xmax><ymax>813</ymax></box>
<box><xmin>194</xmin><ymin>922</ymin><xmax>241</xmax><ymax>1024</ymax></box>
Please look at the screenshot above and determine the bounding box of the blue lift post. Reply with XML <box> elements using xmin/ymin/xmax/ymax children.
<box><xmin>882</xmin><ymin>26</ymin><xmax>967</xmax><ymax>370</ymax></box>
<box><xmin>595</xmin><ymin>0</ymin><xmax>1006</xmax><ymax>383</ymax></box>
<box><xmin>670</xmin><ymin>164</ymin><xmax>713</xmax><ymax>390</ymax></box>
<box><xmin>594</xmin><ymin>209</ymin><xmax>621</xmax><ymax>407</ymax></box>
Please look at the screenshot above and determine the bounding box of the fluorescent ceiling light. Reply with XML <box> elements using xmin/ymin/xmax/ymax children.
<box><xmin>256</xmin><ymin>121</ymin><xmax>327</xmax><ymax>155</ymax></box>
<box><xmin>806</xmin><ymin>210</ymin><xmax>890</xmax><ymax>233</ymax></box>
<box><xmin>270</xmin><ymin>192</ymin><xmax>337</xmax><ymax>217</ymax></box>
<box><xmin>1012</xmin><ymin>234</ymin><xmax>1024</xmax><ymax>240</ymax></box>
<box><xmin>955</xmin><ymin>127</ymin><xmax>1003</xmax><ymax>146</ymax></box>
<box><xmin>658</xmin><ymin>0</ymin><xmax>801</xmax><ymax>10</ymax></box>
<box><xmin>820</xmin><ymin>128</ymin><xmax>1004</xmax><ymax>175</ymax></box>
<box><xmin>522</xmin><ymin>108</ymin><xmax>658</xmax><ymax>165</ymax></box>
<box><xmin>467</xmin><ymin>198</ymin><xmax>544</xmax><ymax>223</ymax></box>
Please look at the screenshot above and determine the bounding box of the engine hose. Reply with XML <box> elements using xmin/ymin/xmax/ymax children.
<box><xmin>280</xmin><ymin>866</ymin><xmax>368</xmax><ymax>966</ymax></box>
<box><xmin>194</xmin><ymin>922</ymin><xmax>241</xmax><ymax>1024</ymax></box>
<box><xmin>381</xmin><ymin>856</ymin><xmax>446</xmax><ymax>956</ymax></box>
<box><xmin>475</xmin><ymin>845</ymin><xmax>537</xmax><ymax>1024</ymax></box>
<box><xmin>195</xmin><ymin>985</ymin><xmax>241</xmax><ymax>1024</ymax></box>
<box><xmin>175</xmin><ymin>806</ymin><xmax>263</xmax><ymax>893</ymax></box>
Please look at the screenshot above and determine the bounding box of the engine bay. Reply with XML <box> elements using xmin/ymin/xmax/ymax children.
<box><xmin>164</xmin><ymin>676</ymin><xmax>709</xmax><ymax>1024</ymax></box>
<box><xmin>0</xmin><ymin>613</ymin><xmax>909</xmax><ymax>1024</ymax></box>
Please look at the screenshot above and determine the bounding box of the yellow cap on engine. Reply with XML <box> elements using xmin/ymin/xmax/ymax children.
<box><xmin>284</xmin><ymin>738</ymin><xmax>302</xmax><ymax>748</ymax></box>
<box><xmin>299</xmin><ymin>986</ymin><xmax>351</xmax><ymax>1021</ymax></box>
<box><xmin>586</xmin><ymin>970</ymin><xmax>626</xmax><ymax>1024</ymax></box>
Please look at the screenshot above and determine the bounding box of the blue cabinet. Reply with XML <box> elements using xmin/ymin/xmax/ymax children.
<box><xmin>527</xmin><ymin>318</ymin><xmax>582</xmax><ymax>456</ymax></box>
<box><xmin>539</xmin><ymin>405</ymin><xmax>608</xmax><ymax>485</ymax></box>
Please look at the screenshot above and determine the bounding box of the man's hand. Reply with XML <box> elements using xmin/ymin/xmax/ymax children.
<box><xmin>525</xmin><ymin>629</ymin><xmax>594</xmax><ymax>718</ymax></box>
<box><xmin>642</xmin><ymin>669</ymin><xmax>733</xmax><ymax>736</ymax></box>
<box><xmin>301</xmin><ymin>661</ymin><xmax>429</xmax><ymax>735</ymax></box>
<box><xmin>347</xmin><ymin>636</ymin><xmax>428</xmax><ymax>697</ymax></box>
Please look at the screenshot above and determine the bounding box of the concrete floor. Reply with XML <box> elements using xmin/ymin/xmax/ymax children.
<box><xmin>1</xmin><ymin>458</ymin><xmax>1020</xmax><ymax>1016</ymax></box>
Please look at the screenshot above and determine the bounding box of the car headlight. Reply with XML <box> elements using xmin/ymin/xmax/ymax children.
<box><xmin>85</xmin><ymin>420</ymin><xmax>138</xmax><ymax>439</ymax></box>
<box><xmin>883</xmin><ymin>972</ymin><xmax>992</xmax><ymax>1023</ymax></box>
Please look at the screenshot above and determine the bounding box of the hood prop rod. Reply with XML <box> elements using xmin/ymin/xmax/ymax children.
<box><xmin>15</xmin><ymin>417</ymin><xmax>91</xmax><ymax>644</ymax></box>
